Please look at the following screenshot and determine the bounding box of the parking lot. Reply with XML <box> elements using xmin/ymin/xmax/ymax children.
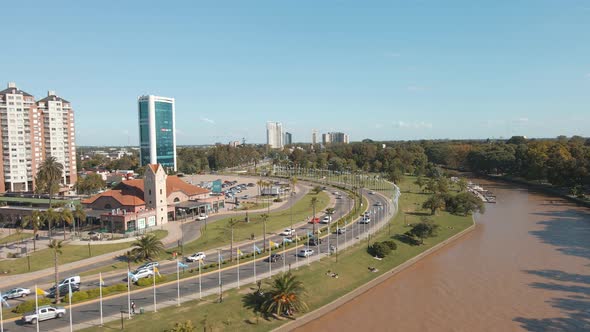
<box><xmin>181</xmin><ymin>174</ymin><xmax>291</xmax><ymax>203</ymax></box>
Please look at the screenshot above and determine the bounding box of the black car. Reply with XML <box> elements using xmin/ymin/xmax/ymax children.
<box><xmin>266</xmin><ymin>254</ymin><xmax>283</xmax><ymax>263</ymax></box>
<box><xmin>308</xmin><ymin>238</ymin><xmax>322</xmax><ymax>246</ymax></box>
<box><xmin>47</xmin><ymin>284</ymin><xmax>80</xmax><ymax>298</ymax></box>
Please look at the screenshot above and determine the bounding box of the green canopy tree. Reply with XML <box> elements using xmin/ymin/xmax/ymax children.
<box><xmin>408</xmin><ymin>222</ymin><xmax>439</xmax><ymax>245</ymax></box>
<box><xmin>22</xmin><ymin>210</ymin><xmax>44</xmax><ymax>251</ymax></box>
<box><xmin>35</xmin><ymin>156</ymin><xmax>64</xmax><ymax>209</ymax></box>
<box><xmin>422</xmin><ymin>194</ymin><xmax>446</xmax><ymax>215</ymax></box>
<box><xmin>48</xmin><ymin>239</ymin><xmax>64</xmax><ymax>303</ymax></box>
<box><xmin>261</xmin><ymin>272</ymin><xmax>308</xmax><ymax>317</ymax></box>
<box><xmin>131</xmin><ymin>233</ymin><xmax>165</xmax><ymax>261</ymax></box>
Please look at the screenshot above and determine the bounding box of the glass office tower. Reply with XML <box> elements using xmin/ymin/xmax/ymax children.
<box><xmin>138</xmin><ymin>95</ymin><xmax>177</xmax><ymax>171</ymax></box>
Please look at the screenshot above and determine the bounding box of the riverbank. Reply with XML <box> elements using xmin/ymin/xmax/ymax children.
<box><xmin>82</xmin><ymin>176</ymin><xmax>474</xmax><ymax>332</ymax></box>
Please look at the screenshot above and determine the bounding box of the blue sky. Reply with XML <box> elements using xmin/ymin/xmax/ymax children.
<box><xmin>2</xmin><ymin>0</ymin><xmax>589</xmax><ymax>145</ymax></box>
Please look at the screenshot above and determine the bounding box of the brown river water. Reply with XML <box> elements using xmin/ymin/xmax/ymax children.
<box><xmin>294</xmin><ymin>181</ymin><xmax>590</xmax><ymax>331</ymax></box>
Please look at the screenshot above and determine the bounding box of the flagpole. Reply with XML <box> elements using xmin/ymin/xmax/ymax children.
<box><xmin>69</xmin><ymin>284</ymin><xmax>73</xmax><ymax>332</ymax></box>
<box><xmin>176</xmin><ymin>258</ymin><xmax>180</xmax><ymax>307</ymax></box>
<box><xmin>153</xmin><ymin>268</ymin><xmax>157</xmax><ymax>312</ymax></box>
<box><xmin>295</xmin><ymin>232</ymin><xmax>298</xmax><ymax>270</ymax></box>
<box><xmin>282</xmin><ymin>240</ymin><xmax>286</xmax><ymax>273</ymax></box>
<box><xmin>237</xmin><ymin>248</ymin><xmax>240</xmax><ymax>289</ymax></box>
<box><xmin>269</xmin><ymin>241</ymin><xmax>272</xmax><ymax>278</ymax></box>
<box><xmin>99</xmin><ymin>273</ymin><xmax>103</xmax><ymax>326</ymax></box>
<box><xmin>1</xmin><ymin>291</ymin><xmax>4</xmax><ymax>332</ymax></box>
<box><xmin>35</xmin><ymin>285</ymin><xmax>39</xmax><ymax>332</ymax></box>
<box><xmin>127</xmin><ymin>269</ymin><xmax>131</xmax><ymax>319</ymax></box>
<box><xmin>217</xmin><ymin>249</ymin><xmax>221</xmax><ymax>298</ymax></box>
<box><xmin>253</xmin><ymin>244</ymin><xmax>257</xmax><ymax>284</ymax></box>
<box><xmin>198</xmin><ymin>259</ymin><xmax>202</xmax><ymax>300</ymax></box>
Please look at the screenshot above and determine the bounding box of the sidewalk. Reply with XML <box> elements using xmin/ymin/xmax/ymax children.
<box><xmin>0</xmin><ymin>184</ymin><xmax>319</xmax><ymax>288</ymax></box>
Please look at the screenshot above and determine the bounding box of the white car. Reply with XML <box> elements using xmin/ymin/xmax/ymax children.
<box><xmin>137</xmin><ymin>261</ymin><xmax>159</xmax><ymax>271</ymax></box>
<box><xmin>127</xmin><ymin>268</ymin><xmax>154</xmax><ymax>282</ymax></box>
<box><xmin>321</xmin><ymin>216</ymin><xmax>332</xmax><ymax>224</ymax></box>
<box><xmin>297</xmin><ymin>249</ymin><xmax>314</xmax><ymax>257</ymax></box>
<box><xmin>336</xmin><ymin>228</ymin><xmax>347</xmax><ymax>234</ymax></box>
<box><xmin>279</xmin><ymin>228</ymin><xmax>295</xmax><ymax>236</ymax></box>
<box><xmin>197</xmin><ymin>214</ymin><xmax>208</xmax><ymax>221</ymax></box>
<box><xmin>22</xmin><ymin>305</ymin><xmax>66</xmax><ymax>324</ymax></box>
<box><xmin>186</xmin><ymin>252</ymin><xmax>206</xmax><ymax>262</ymax></box>
<box><xmin>374</xmin><ymin>201</ymin><xmax>383</xmax><ymax>206</ymax></box>
<box><xmin>2</xmin><ymin>287</ymin><xmax>31</xmax><ymax>300</ymax></box>
<box><xmin>359</xmin><ymin>217</ymin><xmax>371</xmax><ymax>224</ymax></box>
<box><xmin>369</xmin><ymin>191</ymin><xmax>375</xmax><ymax>195</ymax></box>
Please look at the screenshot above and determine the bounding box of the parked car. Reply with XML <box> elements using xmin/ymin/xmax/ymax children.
<box><xmin>266</xmin><ymin>254</ymin><xmax>283</xmax><ymax>263</ymax></box>
<box><xmin>197</xmin><ymin>214</ymin><xmax>208</xmax><ymax>221</ymax></box>
<box><xmin>2</xmin><ymin>287</ymin><xmax>31</xmax><ymax>300</ymax></box>
<box><xmin>241</xmin><ymin>195</ymin><xmax>249</xmax><ymax>199</ymax></box>
<box><xmin>247</xmin><ymin>183</ymin><xmax>255</xmax><ymax>187</ymax></box>
<box><xmin>22</xmin><ymin>305</ymin><xmax>66</xmax><ymax>324</ymax></box>
<box><xmin>321</xmin><ymin>216</ymin><xmax>332</xmax><ymax>224</ymax></box>
<box><xmin>186</xmin><ymin>252</ymin><xmax>206</xmax><ymax>262</ymax></box>
<box><xmin>137</xmin><ymin>261</ymin><xmax>159</xmax><ymax>271</ymax></box>
<box><xmin>88</xmin><ymin>231</ymin><xmax>102</xmax><ymax>240</ymax></box>
<box><xmin>47</xmin><ymin>284</ymin><xmax>80</xmax><ymax>298</ymax></box>
<box><xmin>336</xmin><ymin>228</ymin><xmax>347</xmax><ymax>234</ymax></box>
<box><xmin>297</xmin><ymin>249</ymin><xmax>314</xmax><ymax>257</ymax></box>
<box><xmin>279</xmin><ymin>228</ymin><xmax>295</xmax><ymax>236</ymax></box>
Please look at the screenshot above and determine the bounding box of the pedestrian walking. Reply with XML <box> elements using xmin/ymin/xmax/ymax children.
<box><xmin>131</xmin><ymin>301</ymin><xmax>136</xmax><ymax>315</ymax></box>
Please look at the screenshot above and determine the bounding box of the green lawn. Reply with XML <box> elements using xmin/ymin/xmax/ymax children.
<box><xmin>0</xmin><ymin>197</ymin><xmax>80</xmax><ymax>205</ymax></box>
<box><xmin>83</xmin><ymin>176</ymin><xmax>474</xmax><ymax>332</ymax></box>
<box><xmin>172</xmin><ymin>192</ymin><xmax>330</xmax><ymax>256</ymax></box>
<box><xmin>0</xmin><ymin>230</ymin><xmax>168</xmax><ymax>275</ymax></box>
<box><xmin>0</xmin><ymin>232</ymin><xmax>34</xmax><ymax>245</ymax></box>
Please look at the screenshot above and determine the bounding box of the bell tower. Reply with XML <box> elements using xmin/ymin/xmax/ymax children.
<box><xmin>144</xmin><ymin>164</ymin><xmax>168</xmax><ymax>225</ymax></box>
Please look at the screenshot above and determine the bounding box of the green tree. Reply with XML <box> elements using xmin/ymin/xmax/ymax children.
<box><xmin>457</xmin><ymin>178</ymin><xmax>469</xmax><ymax>192</ymax></box>
<box><xmin>422</xmin><ymin>194</ymin><xmax>446</xmax><ymax>215</ymax></box>
<box><xmin>73</xmin><ymin>204</ymin><xmax>86</xmax><ymax>236</ymax></box>
<box><xmin>445</xmin><ymin>193</ymin><xmax>485</xmax><ymax>216</ymax></box>
<box><xmin>22</xmin><ymin>210</ymin><xmax>44</xmax><ymax>251</ymax></box>
<box><xmin>60</xmin><ymin>208</ymin><xmax>74</xmax><ymax>241</ymax></box>
<box><xmin>408</xmin><ymin>222</ymin><xmax>439</xmax><ymax>244</ymax></box>
<box><xmin>43</xmin><ymin>208</ymin><xmax>60</xmax><ymax>241</ymax></box>
<box><xmin>48</xmin><ymin>239</ymin><xmax>64</xmax><ymax>303</ymax></box>
<box><xmin>414</xmin><ymin>176</ymin><xmax>426</xmax><ymax>192</ymax></box>
<box><xmin>167</xmin><ymin>320</ymin><xmax>195</xmax><ymax>332</ymax></box>
<box><xmin>75</xmin><ymin>173</ymin><xmax>106</xmax><ymax>195</ymax></box>
<box><xmin>131</xmin><ymin>233</ymin><xmax>165</xmax><ymax>261</ymax></box>
<box><xmin>261</xmin><ymin>272</ymin><xmax>308</xmax><ymax>316</ymax></box>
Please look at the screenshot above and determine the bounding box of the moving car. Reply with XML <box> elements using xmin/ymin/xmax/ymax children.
<box><xmin>127</xmin><ymin>268</ymin><xmax>154</xmax><ymax>283</ymax></box>
<box><xmin>309</xmin><ymin>217</ymin><xmax>321</xmax><ymax>224</ymax></box>
<box><xmin>51</xmin><ymin>276</ymin><xmax>80</xmax><ymax>291</ymax></box>
<box><xmin>186</xmin><ymin>252</ymin><xmax>206</xmax><ymax>262</ymax></box>
<box><xmin>369</xmin><ymin>191</ymin><xmax>375</xmax><ymax>195</ymax></box>
<box><xmin>279</xmin><ymin>228</ymin><xmax>295</xmax><ymax>236</ymax></box>
<box><xmin>336</xmin><ymin>228</ymin><xmax>347</xmax><ymax>234</ymax></box>
<box><xmin>266</xmin><ymin>254</ymin><xmax>283</xmax><ymax>263</ymax></box>
<box><xmin>321</xmin><ymin>216</ymin><xmax>332</xmax><ymax>224</ymax></box>
<box><xmin>22</xmin><ymin>305</ymin><xmax>66</xmax><ymax>324</ymax></box>
<box><xmin>2</xmin><ymin>287</ymin><xmax>31</xmax><ymax>300</ymax></box>
<box><xmin>374</xmin><ymin>201</ymin><xmax>383</xmax><ymax>206</ymax></box>
<box><xmin>197</xmin><ymin>214</ymin><xmax>208</xmax><ymax>221</ymax></box>
<box><xmin>47</xmin><ymin>284</ymin><xmax>80</xmax><ymax>298</ymax></box>
<box><xmin>336</xmin><ymin>195</ymin><xmax>343</xmax><ymax>199</ymax></box>
<box><xmin>297</xmin><ymin>249</ymin><xmax>314</xmax><ymax>257</ymax></box>
<box><xmin>359</xmin><ymin>217</ymin><xmax>371</xmax><ymax>224</ymax></box>
<box><xmin>137</xmin><ymin>261</ymin><xmax>159</xmax><ymax>271</ymax></box>
<box><xmin>309</xmin><ymin>238</ymin><xmax>322</xmax><ymax>246</ymax></box>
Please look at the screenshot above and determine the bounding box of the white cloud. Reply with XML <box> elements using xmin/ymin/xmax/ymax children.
<box><xmin>200</xmin><ymin>117</ymin><xmax>215</xmax><ymax>124</ymax></box>
<box><xmin>394</xmin><ymin>121</ymin><xmax>433</xmax><ymax>129</ymax></box>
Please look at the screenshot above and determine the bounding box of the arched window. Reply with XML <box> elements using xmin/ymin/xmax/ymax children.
<box><xmin>174</xmin><ymin>197</ymin><xmax>180</xmax><ymax>203</ymax></box>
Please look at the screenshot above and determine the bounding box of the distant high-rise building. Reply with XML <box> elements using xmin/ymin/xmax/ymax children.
<box><xmin>322</xmin><ymin>132</ymin><xmax>350</xmax><ymax>145</ymax></box>
<box><xmin>312</xmin><ymin>129</ymin><xmax>318</xmax><ymax>145</ymax></box>
<box><xmin>0</xmin><ymin>82</ymin><xmax>77</xmax><ymax>192</ymax></box>
<box><xmin>284</xmin><ymin>132</ymin><xmax>292</xmax><ymax>145</ymax></box>
<box><xmin>138</xmin><ymin>95</ymin><xmax>177</xmax><ymax>171</ymax></box>
<box><xmin>266</xmin><ymin>122</ymin><xmax>284</xmax><ymax>149</ymax></box>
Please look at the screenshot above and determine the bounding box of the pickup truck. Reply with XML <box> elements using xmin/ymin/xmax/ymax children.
<box><xmin>22</xmin><ymin>305</ymin><xmax>66</xmax><ymax>324</ymax></box>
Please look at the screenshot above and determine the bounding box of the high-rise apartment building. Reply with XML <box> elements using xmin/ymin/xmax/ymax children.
<box><xmin>284</xmin><ymin>132</ymin><xmax>292</xmax><ymax>145</ymax></box>
<box><xmin>266</xmin><ymin>121</ymin><xmax>283</xmax><ymax>149</ymax></box>
<box><xmin>138</xmin><ymin>95</ymin><xmax>177</xmax><ymax>171</ymax></box>
<box><xmin>312</xmin><ymin>129</ymin><xmax>318</xmax><ymax>145</ymax></box>
<box><xmin>322</xmin><ymin>132</ymin><xmax>350</xmax><ymax>145</ymax></box>
<box><xmin>0</xmin><ymin>82</ymin><xmax>76</xmax><ymax>193</ymax></box>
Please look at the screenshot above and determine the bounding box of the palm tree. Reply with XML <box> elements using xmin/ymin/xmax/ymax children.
<box><xmin>43</xmin><ymin>208</ymin><xmax>60</xmax><ymax>240</ymax></box>
<box><xmin>261</xmin><ymin>272</ymin><xmax>308</xmax><ymax>316</ymax></box>
<box><xmin>290</xmin><ymin>177</ymin><xmax>298</xmax><ymax>196</ymax></box>
<box><xmin>123</xmin><ymin>250</ymin><xmax>135</xmax><ymax>271</ymax></box>
<box><xmin>131</xmin><ymin>233</ymin><xmax>165</xmax><ymax>261</ymax></box>
<box><xmin>35</xmin><ymin>156</ymin><xmax>64</xmax><ymax>209</ymax></box>
<box><xmin>22</xmin><ymin>210</ymin><xmax>44</xmax><ymax>251</ymax></box>
<box><xmin>48</xmin><ymin>239</ymin><xmax>64</xmax><ymax>303</ymax></box>
<box><xmin>310</xmin><ymin>197</ymin><xmax>318</xmax><ymax>235</ymax></box>
<box><xmin>60</xmin><ymin>208</ymin><xmax>74</xmax><ymax>240</ymax></box>
<box><xmin>73</xmin><ymin>204</ymin><xmax>86</xmax><ymax>237</ymax></box>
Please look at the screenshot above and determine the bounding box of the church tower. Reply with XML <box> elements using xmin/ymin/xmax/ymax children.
<box><xmin>144</xmin><ymin>164</ymin><xmax>168</xmax><ymax>225</ymax></box>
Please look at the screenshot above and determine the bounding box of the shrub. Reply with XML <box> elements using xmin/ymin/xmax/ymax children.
<box><xmin>273</xmin><ymin>198</ymin><xmax>283</xmax><ymax>203</ymax></box>
<box><xmin>136</xmin><ymin>275</ymin><xmax>167</xmax><ymax>287</ymax></box>
<box><xmin>382</xmin><ymin>240</ymin><xmax>397</xmax><ymax>250</ymax></box>
<box><xmin>13</xmin><ymin>298</ymin><xmax>52</xmax><ymax>314</ymax></box>
<box><xmin>7</xmin><ymin>253</ymin><xmax>18</xmax><ymax>259</ymax></box>
<box><xmin>369</xmin><ymin>242</ymin><xmax>391</xmax><ymax>258</ymax></box>
<box><xmin>71</xmin><ymin>291</ymin><xmax>89</xmax><ymax>303</ymax></box>
<box><xmin>108</xmin><ymin>284</ymin><xmax>128</xmax><ymax>292</ymax></box>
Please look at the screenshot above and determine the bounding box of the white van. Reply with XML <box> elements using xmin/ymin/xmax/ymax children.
<box><xmin>58</xmin><ymin>276</ymin><xmax>80</xmax><ymax>288</ymax></box>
